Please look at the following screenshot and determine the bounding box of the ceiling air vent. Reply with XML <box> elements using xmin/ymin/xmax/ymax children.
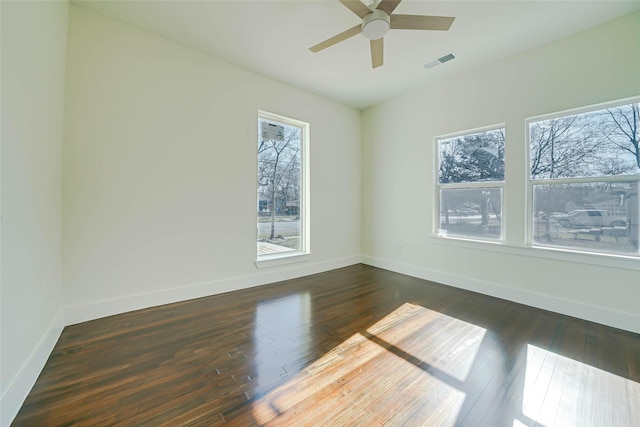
<box><xmin>438</xmin><ymin>53</ymin><xmax>456</xmax><ymax>63</ymax></box>
<box><xmin>423</xmin><ymin>52</ymin><xmax>456</xmax><ymax>70</ymax></box>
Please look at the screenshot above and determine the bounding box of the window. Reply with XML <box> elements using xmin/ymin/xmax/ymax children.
<box><xmin>528</xmin><ymin>99</ymin><xmax>639</xmax><ymax>256</ymax></box>
<box><xmin>257</xmin><ymin>111</ymin><xmax>309</xmax><ymax>261</ymax></box>
<box><xmin>435</xmin><ymin>126</ymin><xmax>505</xmax><ymax>241</ymax></box>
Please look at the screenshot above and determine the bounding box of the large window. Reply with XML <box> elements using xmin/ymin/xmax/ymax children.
<box><xmin>528</xmin><ymin>99</ymin><xmax>639</xmax><ymax>256</ymax></box>
<box><xmin>435</xmin><ymin>126</ymin><xmax>505</xmax><ymax>241</ymax></box>
<box><xmin>257</xmin><ymin>111</ymin><xmax>309</xmax><ymax>260</ymax></box>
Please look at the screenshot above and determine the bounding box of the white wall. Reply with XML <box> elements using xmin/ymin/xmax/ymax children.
<box><xmin>62</xmin><ymin>6</ymin><xmax>362</xmax><ymax>323</ymax></box>
<box><xmin>362</xmin><ymin>11</ymin><xmax>640</xmax><ymax>333</ymax></box>
<box><xmin>0</xmin><ymin>1</ymin><xmax>68</xmax><ymax>424</ymax></box>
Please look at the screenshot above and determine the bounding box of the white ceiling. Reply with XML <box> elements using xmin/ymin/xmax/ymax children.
<box><xmin>72</xmin><ymin>0</ymin><xmax>640</xmax><ymax>110</ymax></box>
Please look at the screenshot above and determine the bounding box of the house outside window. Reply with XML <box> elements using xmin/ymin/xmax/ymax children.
<box><xmin>527</xmin><ymin>98</ymin><xmax>640</xmax><ymax>256</ymax></box>
<box><xmin>257</xmin><ymin>111</ymin><xmax>309</xmax><ymax>261</ymax></box>
<box><xmin>435</xmin><ymin>126</ymin><xmax>506</xmax><ymax>241</ymax></box>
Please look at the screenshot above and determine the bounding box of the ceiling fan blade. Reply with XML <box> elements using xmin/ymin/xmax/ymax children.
<box><xmin>390</xmin><ymin>15</ymin><xmax>455</xmax><ymax>31</ymax></box>
<box><xmin>376</xmin><ymin>0</ymin><xmax>402</xmax><ymax>15</ymax></box>
<box><xmin>370</xmin><ymin>38</ymin><xmax>383</xmax><ymax>68</ymax></box>
<box><xmin>309</xmin><ymin>25</ymin><xmax>362</xmax><ymax>53</ymax></box>
<box><xmin>339</xmin><ymin>0</ymin><xmax>372</xmax><ymax>18</ymax></box>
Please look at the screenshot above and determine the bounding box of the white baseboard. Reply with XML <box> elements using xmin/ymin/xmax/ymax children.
<box><xmin>64</xmin><ymin>255</ymin><xmax>362</xmax><ymax>326</ymax></box>
<box><xmin>361</xmin><ymin>255</ymin><xmax>640</xmax><ymax>334</ymax></box>
<box><xmin>1</xmin><ymin>309</ymin><xmax>65</xmax><ymax>427</ymax></box>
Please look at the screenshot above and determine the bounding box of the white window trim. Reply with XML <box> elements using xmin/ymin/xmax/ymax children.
<box><xmin>256</xmin><ymin>110</ymin><xmax>310</xmax><ymax>268</ymax></box>
<box><xmin>430</xmin><ymin>234</ymin><xmax>639</xmax><ymax>271</ymax></box>
<box><xmin>524</xmin><ymin>96</ymin><xmax>640</xmax><ymax>258</ymax></box>
<box><xmin>433</xmin><ymin>123</ymin><xmax>507</xmax><ymax>241</ymax></box>
<box><xmin>255</xmin><ymin>251</ymin><xmax>312</xmax><ymax>269</ymax></box>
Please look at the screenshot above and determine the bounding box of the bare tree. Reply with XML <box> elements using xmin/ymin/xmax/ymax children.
<box><xmin>258</xmin><ymin>124</ymin><xmax>300</xmax><ymax>239</ymax></box>
<box><xmin>605</xmin><ymin>103</ymin><xmax>640</xmax><ymax>170</ymax></box>
<box><xmin>529</xmin><ymin>116</ymin><xmax>605</xmax><ymax>179</ymax></box>
<box><xmin>531</xmin><ymin>104</ymin><xmax>639</xmax><ymax>180</ymax></box>
<box><xmin>605</xmin><ymin>103</ymin><xmax>640</xmax><ymax>249</ymax></box>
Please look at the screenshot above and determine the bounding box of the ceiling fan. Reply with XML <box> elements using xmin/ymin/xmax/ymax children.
<box><xmin>309</xmin><ymin>0</ymin><xmax>455</xmax><ymax>69</ymax></box>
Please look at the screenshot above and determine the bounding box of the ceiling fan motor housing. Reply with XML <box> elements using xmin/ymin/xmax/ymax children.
<box><xmin>362</xmin><ymin>9</ymin><xmax>390</xmax><ymax>40</ymax></box>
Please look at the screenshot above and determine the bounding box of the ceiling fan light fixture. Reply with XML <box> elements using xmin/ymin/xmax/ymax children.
<box><xmin>309</xmin><ymin>0</ymin><xmax>456</xmax><ymax>69</ymax></box>
<box><xmin>362</xmin><ymin>9</ymin><xmax>390</xmax><ymax>40</ymax></box>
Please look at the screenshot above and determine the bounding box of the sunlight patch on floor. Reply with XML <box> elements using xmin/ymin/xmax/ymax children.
<box><xmin>250</xmin><ymin>302</ymin><xmax>487</xmax><ymax>425</ymax></box>
<box><xmin>366</xmin><ymin>302</ymin><xmax>486</xmax><ymax>383</ymax></box>
<box><xmin>522</xmin><ymin>344</ymin><xmax>640</xmax><ymax>426</ymax></box>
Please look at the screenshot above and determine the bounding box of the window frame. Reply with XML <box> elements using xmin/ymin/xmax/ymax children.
<box><xmin>433</xmin><ymin>123</ymin><xmax>507</xmax><ymax>243</ymax></box>
<box><xmin>256</xmin><ymin>110</ymin><xmax>310</xmax><ymax>268</ymax></box>
<box><xmin>524</xmin><ymin>96</ymin><xmax>640</xmax><ymax>257</ymax></box>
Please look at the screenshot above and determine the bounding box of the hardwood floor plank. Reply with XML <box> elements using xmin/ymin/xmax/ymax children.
<box><xmin>12</xmin><ymin>264</ymin><xmax>640</xmax><ymax>426</ymax></box>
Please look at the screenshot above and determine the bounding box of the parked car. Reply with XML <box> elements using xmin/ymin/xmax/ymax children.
<box><xmin>554</xmin><ymin>209</ymin><xmax>627</xmax><ymax>228</ymax></box>
<box><xmin>538</xmin><ymin>211</ymin><xmax>565</xmax><ymax>221</ymax></box>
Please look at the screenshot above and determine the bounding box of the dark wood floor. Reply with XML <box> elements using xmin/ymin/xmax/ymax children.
<box><xmin>13</xmin><ymin>264</ymin><xmax>640</xmax><ymax>426</ymax></box>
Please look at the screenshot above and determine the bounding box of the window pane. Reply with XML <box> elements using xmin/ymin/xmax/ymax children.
<box><xmin>438</xmin><ymin>128</ymin><xmax>505</xmax><ymax>184</ymax></box>
<box><xmin>530</xmin><ymin>102</ymin><xmax>640</xmax><ymax>180</ymax></box>
<box><xmin>439</xmin><ymin>188</ymin><xmax>502</xmax><ymax>240</ymax></box>
<box><xmin>532</xmin><ymin>181</ymin><xmax>639</xmax><ymax>255</ymax></box>
<box><xmin>257</xmin><ymin>118</ymin><xmax>302</xmax><ymax>256</ymax></box>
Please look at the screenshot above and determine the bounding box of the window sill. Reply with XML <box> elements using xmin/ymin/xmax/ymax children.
<box><xmin>430</xmin><ymin>235</ymin><xmax>639</xmax><ymax>271</ymax></box>
<box><xmin>255</xmin><ymin>251</ymin><xmax>311</xmax><ymax>269</ymax></box>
